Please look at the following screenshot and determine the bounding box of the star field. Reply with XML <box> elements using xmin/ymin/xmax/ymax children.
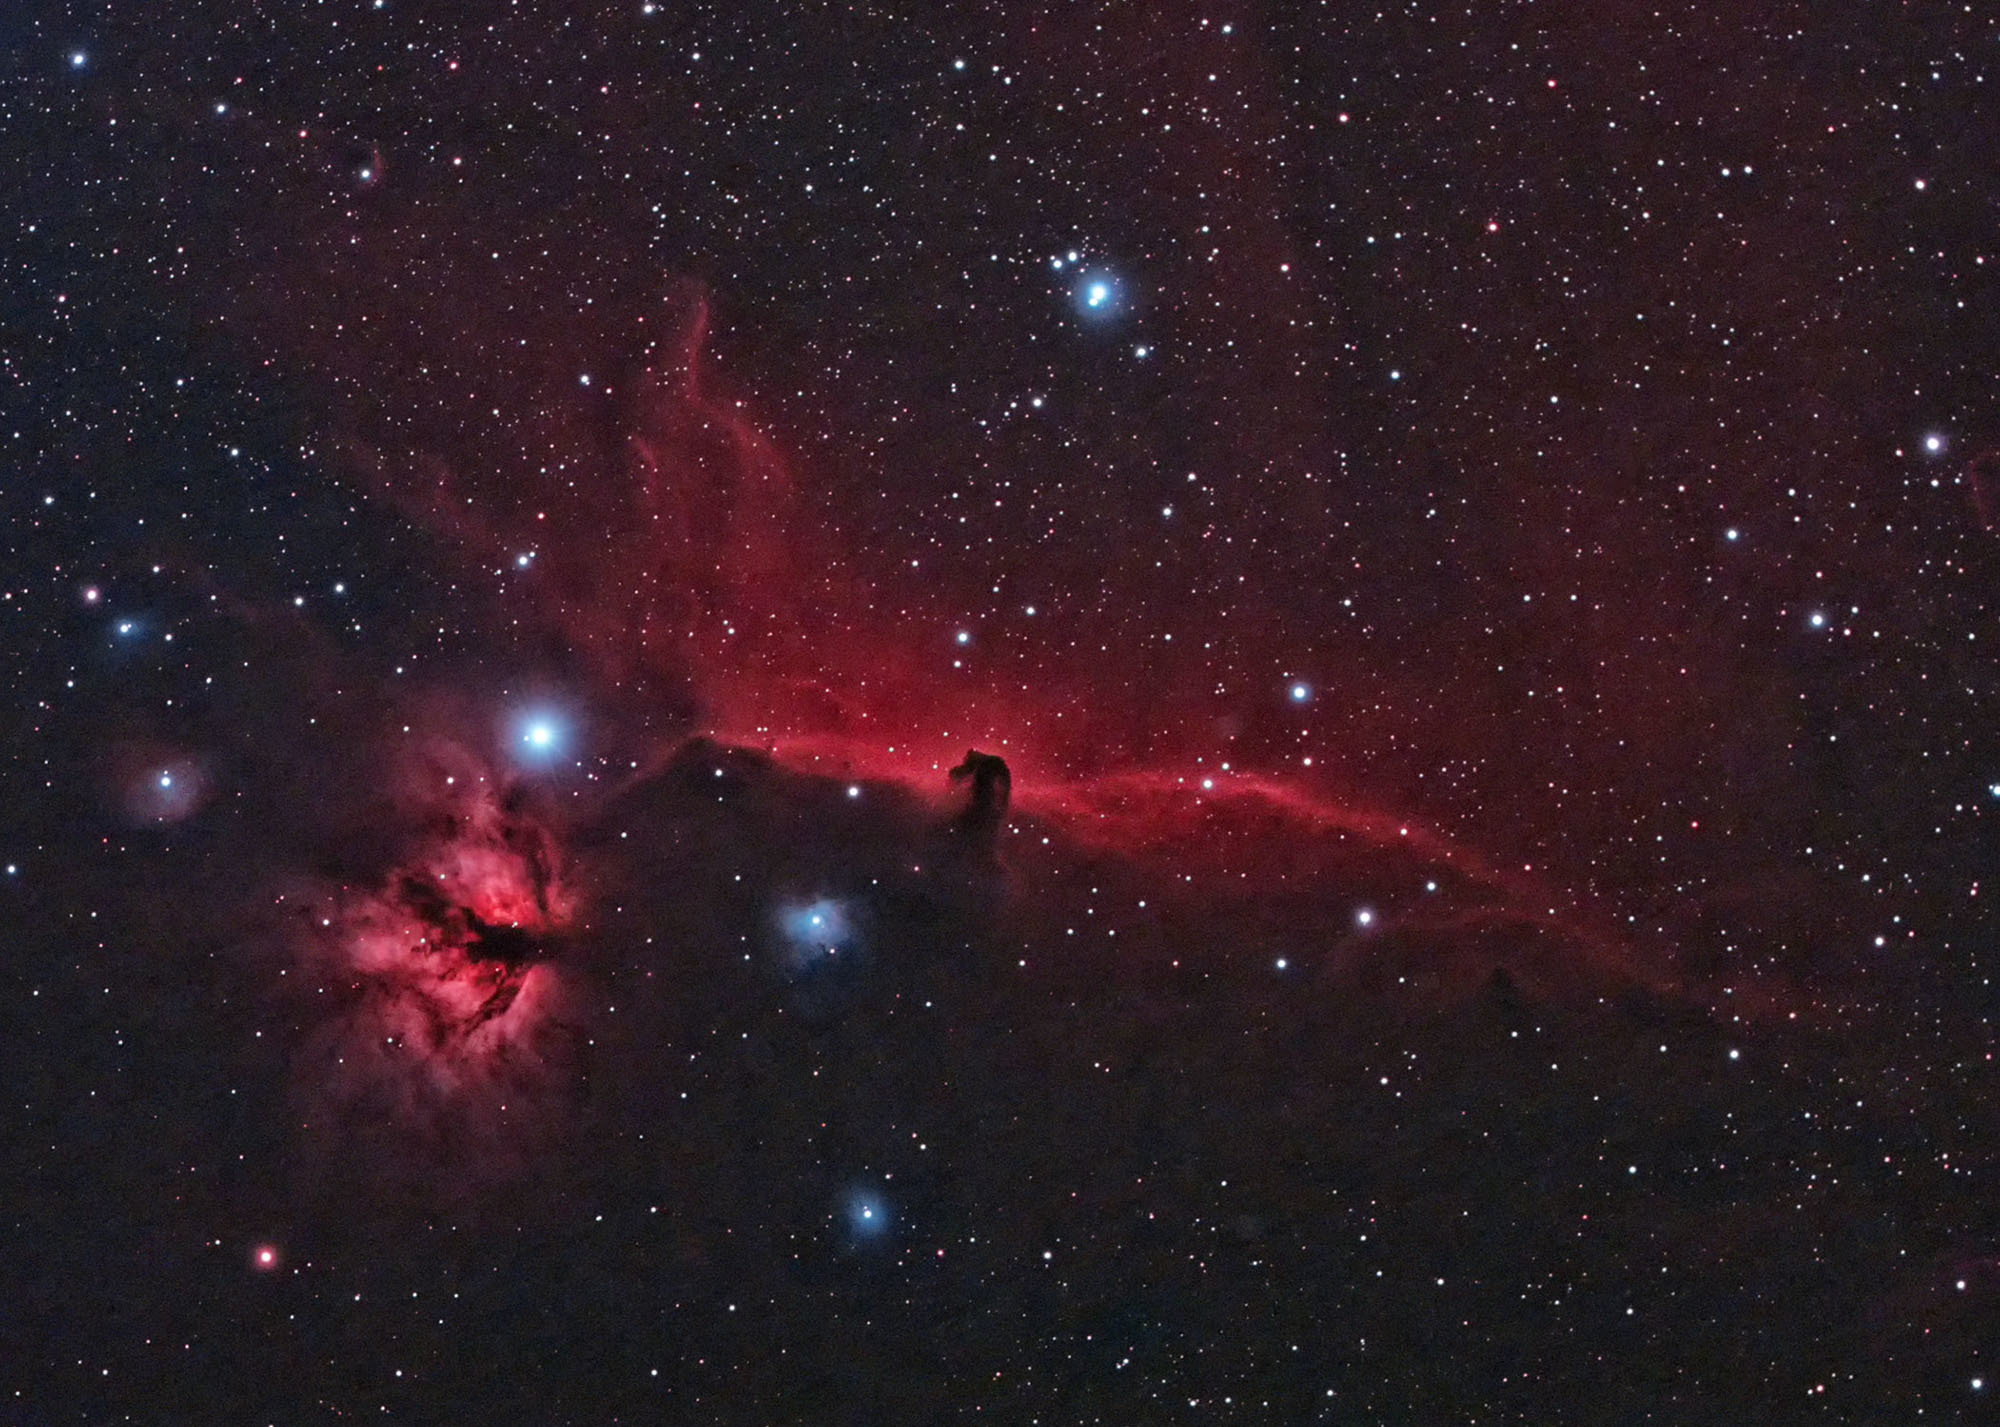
<box><xmin>3</xmin><ymin>2</ymin><xmax>1997</xmax><ymax>1421</ymax></box>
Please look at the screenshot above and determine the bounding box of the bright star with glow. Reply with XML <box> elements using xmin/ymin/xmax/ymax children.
<box><xmin>1290</xmin><ymin>682</ymin><xmax>1311</xmax><ymax>703</ymax></box>
<box><xmin>843</xmin><ymin>1187</ymin><xmax>891</xmax><ymax>1238</ymax></box>
<box><xmin>1924</xmin><ymin>434</ymin><xmax>1945</xmax><ymax>454</ymax></box>
<box><xmin>509</xmin><ymin>708</ymin><xmax>571</xmax><ymax>760</ymax></box>
<box><xmin>1073</xmin><ymin>270</ymin><xmax>1124</xmax><ymax>317</ymax></box>
<box><xmin>776</xmin><ymin>897</ymin><xmax>857</xmax><ymax>972</ymax></box>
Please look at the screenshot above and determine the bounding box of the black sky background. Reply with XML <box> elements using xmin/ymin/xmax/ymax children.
<box><xmin>5</xmin><ymin>1</ymin><xmax>1999</xmax><ymax>1421</ymax></box>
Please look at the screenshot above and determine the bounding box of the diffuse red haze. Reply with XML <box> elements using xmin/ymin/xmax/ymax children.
<box><xmin>245</xmin><ymin>272</ymin><xmax>1798</xmax><ymax>1184</ymax></box>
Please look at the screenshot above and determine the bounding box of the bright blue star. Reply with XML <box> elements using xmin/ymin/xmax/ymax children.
<box><xmin>844</xmin><ymin>1188</ymin><xmax>892</xmax><ymax>1237</ymax></box>
<box><xmin>511</xmin><ymin>709</ymin><xmax>569</xmax><ymax>760</ymax></box>
<box><xmin>1289</xmin><ymin>682</ymin><xmax>1312</xmax><ymax>703</ymax></box>
<box><xmin>779</xmin><ymin>898</ymin><xmax>852</xmax><ymax>958</ymax></box>
<box><xmin>1073</xmin><ymin>270</ymin><xmax>1124</xmax><ymax>318</ymax></box>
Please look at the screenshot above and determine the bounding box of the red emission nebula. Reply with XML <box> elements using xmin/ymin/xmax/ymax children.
<box><xmin>240</xmin><ymin>265</ymin><xmax>1801</xmax><ymax>1176</ymax></box>
<box><xmin>282</xmin><ymin>733</ymin><xmax>582</xmax><ymax>1176</ymax></box>
<box><xmin>19</xmin><ymin>9</ymin><xmax>1990</xmax><ymax>1415</ymax></box>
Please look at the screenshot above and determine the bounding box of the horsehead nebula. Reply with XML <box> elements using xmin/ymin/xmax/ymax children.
<box><xmin>245</xmin><ymin>272</ymin><xmax>1778</xmax><ymax>1190</ymax></box>
<box><xmin>16</xmin><ymin>7</ymin><xmax>1988</xmax><ymax>1418</ymax></box>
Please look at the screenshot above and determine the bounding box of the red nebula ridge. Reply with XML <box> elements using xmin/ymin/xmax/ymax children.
<box><xmin>293</xmin><ymin>275</ymin><xmax>1782</xmax><ymax>1016</ymax></box>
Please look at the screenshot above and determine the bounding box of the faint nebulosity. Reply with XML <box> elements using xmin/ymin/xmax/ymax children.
<box><xmin>4</xmin><ymin>2</ymin><xmax>1996</xmax><ymax>1421</ymax></box>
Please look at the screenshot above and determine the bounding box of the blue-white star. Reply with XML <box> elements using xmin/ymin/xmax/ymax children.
<box><xmin>777</xmin><ymin>898</ymin><xmax>856</xmax><ymax>971</ymax></box>
<box><xmin>1073</xmin><ymin>270</ymin><xmax>1124</xmax><ymax>318</ymax></box>
<box><xmin>513</xmin><ymin>709</ymin><xmax>568</xmax><ymax>760</ymax></box>
<box><xmin>844</xmin><ymin>1188</ymin><xmax>892</xmax><ymax>1238</ymax></box>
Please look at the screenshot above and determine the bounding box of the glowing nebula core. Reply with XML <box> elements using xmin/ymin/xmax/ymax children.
<box><xmin>284</xmin><ymin>750</ymin><xmax>582</xmax><ymax>1174</ymax></box>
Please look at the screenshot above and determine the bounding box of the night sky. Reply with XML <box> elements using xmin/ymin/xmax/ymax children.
<box><xmin>5</xmin><ymin>1</ymin><xmax>1998</xmax><ymax>1420</ymax></box>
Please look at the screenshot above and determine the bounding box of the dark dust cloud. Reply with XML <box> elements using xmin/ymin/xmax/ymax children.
<box><xmin>3</xmin><ymin>2</ymin><xmax>1998</xmax><ymax>1422</ymax></box>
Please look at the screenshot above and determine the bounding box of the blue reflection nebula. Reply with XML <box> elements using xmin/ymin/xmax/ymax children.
<box><xmin>844</xmin><ymin>1188</ymin><xmax>891</xmax><ymax>1238</ymax></box>
<box><xmin>779</xmin><ymin>898</ymin><xmax>853</xmax><ymax>961</ymax></box>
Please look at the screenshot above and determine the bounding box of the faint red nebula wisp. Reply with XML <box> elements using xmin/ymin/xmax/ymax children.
<box><xmin>1965</xmin><ymin>450</ymin><xmax>1999</xmax><ymax>533</ymax></box>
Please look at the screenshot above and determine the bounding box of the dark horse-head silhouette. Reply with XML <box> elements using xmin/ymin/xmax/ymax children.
<box><xmin>948</xmin><ymin>749</ymin><xmax>1011</xmax><ymax>847</ymax></box>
